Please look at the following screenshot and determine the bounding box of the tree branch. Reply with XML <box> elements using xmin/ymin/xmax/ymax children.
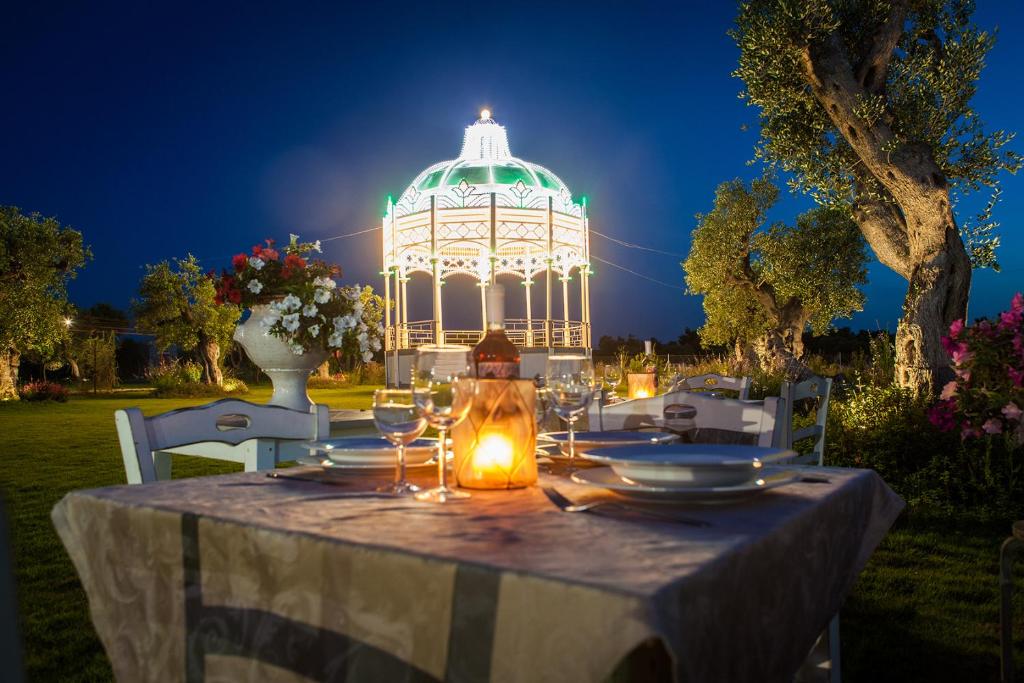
<box><xmin>852</xmin><ymin>176</ymin><xmax>912</xmax><ymax>278</ymax></box>
<box><xmin>854</xmin><ymin>0</ymin><xmax>908</xmax><ymax>95</ymax></box>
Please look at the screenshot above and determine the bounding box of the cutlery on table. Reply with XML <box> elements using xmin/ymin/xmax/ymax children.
<box><xmin>541</xmin><ymin>487</ymin><xmax>710</xmax><ymax>527</ymax></box>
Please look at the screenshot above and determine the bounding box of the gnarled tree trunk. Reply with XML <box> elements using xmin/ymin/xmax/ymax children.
<box><xmin>800</xmin><ymin>14</ymin><xmax>972</xmax><ymax>394</ymax></box>
<box><xmin>198</xmin><ymin>336</ymin><xmax>223</xmax><ymax>386</ymax></box>
<box><xmin>0</xmin><ymin>349</ymin><xmax>19</xmax><ymax>400</ymax></box>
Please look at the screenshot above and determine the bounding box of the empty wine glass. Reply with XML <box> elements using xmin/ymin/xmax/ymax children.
<box><xmin>373</xmin><ymin>389</ymin><xmax>427</xmax><ymax>495</ymax></box>
<box><xmin>412</xmin><ymin>344</ymin><xmax>477</xmax><ymax>503</ymax></box>
<box><xmin>546</xmin><ymin>355</ymin><xmax>597</xmax><ymax>471</ymax></box>
<box><xmin>603</xmin><ymin>363</ymin><xmax>622</xmax><ymax>402</ymax></box>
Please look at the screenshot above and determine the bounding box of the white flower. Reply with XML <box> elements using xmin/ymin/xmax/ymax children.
<box><xmin>289</xmin><ymin>233</ymin><xmax>300</xmax><ymax>245</ymax></box>
<box><xmin>313</xmin><ymin>240</ymin><xmax>322</xmax><ymax>253</ymax></box>
<box><xmin>328</xmin><ymin>332</ymin><xmax>344</xmax><ymax>348</ymax></box>
<box><xmin>362</xmin><ymin>350</ymin><xmax>373</xmax><ymax>362</ymax></box>
<box><xmin>247</xmin><ymin>279</ymin><xmax>263</xmax><ymax>294</ymax></box>
<box><xmin>313</xmin><ymin>276</ymin><xmax>336</xmax><ymax>290</ymax></box>
<box><xmin>302</xmin><ymin>303</ymin><xmax>318</xmax><ymax>317</ymax></box>
<box><xmin>282</xmin><ymin>313</ymin><xmax>300</xmax><ymax>332</ymax></box>
<box><xmin>370</xmin><ymin>337</ymin><xmax>381</xmax><ymax>352</ymax></box>
<box><xmin>314</xmin><ymin>288</ymin><xmax>331</xmax><ymax>304</ymax></box>
<box><xmin>281</xmin><ymin>294</ymin><xmax>301</xmax><ymax>311</ymax></box>
<box><xmin>333</xmin><ymin>314</ymin><xmax>356</xmax><ymax>331</ymax></box>
<box><xmin>309</xmin><ymin>324</ymin><xmax>320</xmax><ymax>337</ymax></box>
<box><xmin>289</xmin><ymin>342</ymin><xmax>305</xmax><ymax>356</ymax></box>
<box><xmin>357</xmin><ymin>330</ymin><xmax>369</xmax><ymax>346</ymax></box>
<box><xmin>248</xmin><ymin>257</ymin><xmax>265</xmax><ymax>270</ymax></box>
<box><xmin>260</xmin><ymin>310</ymin><xmax>281</xmax><ymax>328</ymax></box>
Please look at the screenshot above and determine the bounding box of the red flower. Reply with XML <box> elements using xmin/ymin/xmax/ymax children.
<box><xmin>282</xmin><ymin>253</ymin><xmax>307</xmax><ymax>278</ymax></box>
<box><xmin>262</xmin><ymin>248</ymin><xmax>280</xmax><ymax>261</ymax></box>
<box><xmin>232</xmin><ymin>253</ymin><xmax>248</xmax><ymax>272</ymax></box>
<box><xmin>228</xmin><ymin>288</ymin><xmax>242</xmax><ymax>304</ymax></box>
<box><xmin>252</xmin><ymin>244</ymin><xmax>263</xmax><ymax>256</ymax></box>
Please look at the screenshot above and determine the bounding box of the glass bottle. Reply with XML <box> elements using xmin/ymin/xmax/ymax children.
<box><xmin>473</xmin><ymin>284</ymin><xmax>520</xmax><ymax>378</ymax></box>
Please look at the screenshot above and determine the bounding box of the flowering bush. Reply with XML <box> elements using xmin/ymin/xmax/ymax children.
<box><xmin>928</xmin><ymin>293</ymin><xmax>1024</xmax><ymax>443</ymax></box>
<box><xmin>19</xmin><ymin>381</ymin><xmax>69</xmax><ymax>402</ymax></box>
<box><xmin>212</xmin><ymin>235</ymin><xmax>383</xmax><ymax>360</ymax></box>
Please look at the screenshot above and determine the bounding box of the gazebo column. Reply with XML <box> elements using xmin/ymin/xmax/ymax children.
<box><xmin>479</xmin><ymin>281</ymin><xmax>487</xmax><ymax>334</ymax></box>
<box><xmin>383</xmin><ymin>267</ymin><xmax>391</xmax><ymax>368</ymax></box>
<box><xmin>392</xmin><ymin>266</ymin><xmax>401</xmax><ymax>383</ymax></box>
<box><xmin>580</xmin><ymin>268</ymin><xmax>587</xmax><ymax>350</ymax></box>
<box><xmin>545</xmin><ymin>197</ymin><xmax>553</xmax><ymax>352</ymax></box>
<box><xmin>524</xmin><ymin>277</ymin><xmax>533</xmax><ymax>346</ymax></box>
<box><xmin>562</xmin><ymin>274</ymin><xmax>570</xmax><ymax>344</ymax></box>
<box><xmin>430</xmin><ymin>196</ymin><xmax>442</xmax><ymax>345</ymax></box>
<box><xmin>401</xmin><ymin>272</ymin><xmax>409</xmax><ymax>347</ymax></box>
<box><xmin>582</xmin><ymin>199</ymin><xmax>592</xmax><ymax>351</ymax></box>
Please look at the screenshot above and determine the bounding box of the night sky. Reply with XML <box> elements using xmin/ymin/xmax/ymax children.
<box><xmin>3</xmin><ymin>2</ymin><xmax>1022</xmax><ymax>341</ymax></box>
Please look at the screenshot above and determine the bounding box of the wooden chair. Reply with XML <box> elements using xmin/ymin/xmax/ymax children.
<box><xmin>673</xmin><ymin>373</ymin><xmax>752</xmax><ymax>400</ymax></box>
<box><xmin>591</xmin><ymin>390</ymin><xmax>782</xmax><ymax>447</ymax></box>
<box><xmin>780</xmin><ymin>376</ymin><xmax>834</xmax><ymax>466</ymax></box>
<box><xmin>115</xmin><ymin>399</ymin><xmax>330</xmax><ymax>484</ymax></box>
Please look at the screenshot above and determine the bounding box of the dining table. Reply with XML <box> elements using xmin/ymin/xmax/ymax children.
<box><xmin>53</xmin><ymin>463</ymin><xmax>903</xmax><ymax>682</ymax></box>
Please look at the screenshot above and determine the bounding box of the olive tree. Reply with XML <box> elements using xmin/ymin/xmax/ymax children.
<box><xmin>0</xmin><ymin>207</ymin><xmax>90</xmax><ymax>399</ymax></box>
<box><xmin>134</xmin><ymin>256</ymin><xmax>238</xmax><ymax>385</ymax></box>
<box><xmin>683</xmin><ymin>178</ymin><xmax>868</xmax><ymax>374</ymax></box>
<box><xmin>733</xmin><ymin>0</ymin><xmax>1020</xmax><ymax>393</ymax></box>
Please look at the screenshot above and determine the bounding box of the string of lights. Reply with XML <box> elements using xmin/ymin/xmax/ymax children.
<box><xmin>589</xmin><ymin>255</ymin><xmax>686</xmax><ymax>291</ymax></box>
<box><xmin>590</xmin><ymin>229</ymin><xmax>688</xmax><ymax>258</ymax></box>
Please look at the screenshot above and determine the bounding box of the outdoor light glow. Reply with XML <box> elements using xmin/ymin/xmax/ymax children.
<box><xmin>479</xmin><ymin>108</ymin><xmax>491</xmax><ymax>120</ymax></box>
<box><xmin>472</xmin><ymin>433</ymin><xmax>515</xmax><ymax>475</ymax></box>
<box><xmin>63</xmin><ymin>317</ymin><xmax>73</xmax><ymax>327</ymax></box>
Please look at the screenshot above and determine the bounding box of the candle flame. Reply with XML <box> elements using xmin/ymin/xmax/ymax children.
<box><xmin>633</xmin><ymin>389</ymin><xmax>650</xmax><ymax>399</ymax></box>
<box><xmin>473</xmin><ymin>433</ymin><xmax>515</xmax><ymax>475</ymax></box>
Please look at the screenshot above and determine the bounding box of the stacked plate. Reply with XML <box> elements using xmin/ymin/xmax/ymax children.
<box><xmin>299</xmin><ymin>437</ymin><xmax>438</xmax><ymax>471</ymax></box>
<box><xmin>538</xmin><ymin>430</ymin><xmax>678</xmax><ymax>460</ymax></box>
<box><xmin>574</xmin><ymin>443</ymin><xmax>800</xmax><ymax>503</ymax></box>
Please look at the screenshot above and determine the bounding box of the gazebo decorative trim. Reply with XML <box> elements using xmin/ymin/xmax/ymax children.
<box><xmin>382</xmin><ymin>111</ymin><xmax>592</xmax><ymax>354</ymax></box>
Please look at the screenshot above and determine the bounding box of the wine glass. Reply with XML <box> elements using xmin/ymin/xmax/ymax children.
<box><xmin>603</xmin><ymin>363</ymin><xmax>622</xmax><ymax>402</ymax></box>
<box><xmin>412</xmin><ymin>344</ymin><xmax>477</xmax><ymax>503</ymax></box>
<box><xmin>372</xmin><ymin>389</ymin><xmax>427</xmax><ymax>495</ymax></box>
<box><xmin>546</xmin><ymin>355</ymin><xmax>597</xmax><ymax>471</ymax></box>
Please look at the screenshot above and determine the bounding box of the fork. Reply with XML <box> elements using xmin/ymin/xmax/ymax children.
<box><xmin>541</xmin><ymin>487</ymin><xmax>710</xmax><ymax>527</ymax></box>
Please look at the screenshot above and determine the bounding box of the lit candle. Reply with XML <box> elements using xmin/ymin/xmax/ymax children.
<box><xmin>472</xmin><ymin>432</ymin><xmax>515</xmax><ymax>477</ymax></box>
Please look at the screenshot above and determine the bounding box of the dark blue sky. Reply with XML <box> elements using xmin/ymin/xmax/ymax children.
<box><xmin>2</xmin><ymin>2</ymin><xmax>1022</xmax><ymax>341</ymax></box>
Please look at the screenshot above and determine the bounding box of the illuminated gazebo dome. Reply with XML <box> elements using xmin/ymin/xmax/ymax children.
<box><xmin>382</xmin><ymin>110</ymin><xmax>592</xmax><ymax>376</ymax></box>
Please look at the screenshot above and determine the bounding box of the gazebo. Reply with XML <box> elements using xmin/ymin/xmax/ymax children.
<box><xmin>382</xmin><ymin>110</ymin><xmax>592</xmax><ymax>382</ymax></box>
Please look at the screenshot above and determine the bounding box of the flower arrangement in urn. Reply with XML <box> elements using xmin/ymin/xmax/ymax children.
<box><xmin>928</xmin><ymin>292</ymin><xmax>1024</xmax><ymax>444</ymax></box>
<box><xmin>212</xmin><ymin>234</ymin><xmax>383</xmax><ymax>409</ymax></box>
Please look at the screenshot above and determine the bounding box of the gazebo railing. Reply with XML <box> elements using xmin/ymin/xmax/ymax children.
<box><xmin>386</xmin><ymin>320</ymin><xmax>588</xmax><ymax>350</ymax></box>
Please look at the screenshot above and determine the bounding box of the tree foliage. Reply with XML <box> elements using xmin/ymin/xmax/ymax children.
<box><xmin>683</xmin><ymin>177</ymin><xmax>868</xmax><ymax>370</ymax></box>
<box><xmin>0</xmin><ymin>206</ymin><xmax>91</xmax><ymax>399</ymax></box>
<box><xmin>133</xmin><ymin>255</ymin><xmax>239</xmax><ymax>385</ymax></box>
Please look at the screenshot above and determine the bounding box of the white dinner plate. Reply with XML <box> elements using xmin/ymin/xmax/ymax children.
<box><xmin>581</xmin><ymin>443</ymin><xmax>796</xmax><ymax>487</ymax></box>
<box><xmin>570</xmin><ymin>466</ymin><xmax>801</xmax><ymax>504</ymax></box>
<box><xmin>539</xmin><ymin>430</ymin><xmax>678</xmax><ymax>456</ymax></box>
<box><xmin>302</xmin><ymin>437</ymin><xmax>438</xmax><ymax>467</ymax></box>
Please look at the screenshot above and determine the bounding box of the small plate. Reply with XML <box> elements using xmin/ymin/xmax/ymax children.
<box><xmin>296</xmin><ymin>454</ymin><xmax>437</xmax><ymax>472</ymax></box>
<box><xmin>538</xmin><ymin>430</ymin><xmax>678</xmax><ymax>456</ymax></box>
<box><xmin>581</xmin><ymin>443</ymin><xmax>795</xmax><ymax>487</ymax></box>
<box><xmin>302</xmin><ymin>437</ymin><xmax>438</xmax><ymax>467</ymax></box>
<box><xmin>570</xmin><ymin>466</ymin><xmax>801</xmax><ymax>504</ymax></box>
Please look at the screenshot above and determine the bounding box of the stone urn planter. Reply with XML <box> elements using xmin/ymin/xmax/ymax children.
<box><xmin>233</xmin><ymin>304</ymin><xmax>328</xmax><ymax>411</ymax></box>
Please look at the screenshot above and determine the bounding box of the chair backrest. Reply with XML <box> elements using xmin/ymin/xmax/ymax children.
<box><xmin>115</xmin><ymin>399</ymin><xmax>330</xmax><ymax>484</ymax></box>
<box><xmin>678</xmin><ymin>373</ymin><xmax>751</xmax><ymax>400</ymax></box>
<box><xmin>591</xmin><ymin>390</ymin><xmax>782</xmax><ymax>447</ymax></box>
<box><xmin>779</xmin><ymin>376</ymin><xmax>833</xmax><ymax>466</ymax></box>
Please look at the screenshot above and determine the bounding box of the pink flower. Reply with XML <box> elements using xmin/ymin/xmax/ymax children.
<box><xmin>1003</xmin><ymin>403</ymin><xmax>1023</xmax><ymax>421</ymax></box>
<box><xmin>951</xmin><ymin>348</ymin><xmax>974</xmax><ymax>366</ymax></box>
<box><xmin>928</xmin><ymin>399</ymin><xmax>957</xmax><ymax>432</ymax></box>
<box><xmin>1010</xmin><ymin>366</ymin><xmax>1024</xmax><ymax>387</ymax></box>
<box><xmin>982</xmin><ymin>418</ymin><xmax>1003</xmax><ymax>435</ymax></box>
<box><xmin>949</xmin><ymin>319</ymin><xmax>965</xmax><ymax>338</ymax></box>
<box><xmin>1012</xmin><ymin>293</ymin><xmax>1024</xmax><ymax>314</ymax></box>
<box><xmin>961</xmin><ymin>423</ymin><xmax>982</xmax><ymax>440</ymax></box>
<box><xmin>939</xmin><ymin>380</ymin><xmax>958</xmax><ymax>400</ymax></box>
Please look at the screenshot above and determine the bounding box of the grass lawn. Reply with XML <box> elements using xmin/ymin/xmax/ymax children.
<box><xmin>0</xmin><ymin>386</ymin><xmax>1021</xmax><ymax>681</ymax></box>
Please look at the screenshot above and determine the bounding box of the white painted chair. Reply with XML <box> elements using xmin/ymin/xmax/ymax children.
<box><xmin>780</xmin><ymin>376</ymin><xmax>833</xmax><ymax>466</ymax></box>
<box><xmin>673</xmin><ymin>372</ymin><xmax>752</xmax><ymax>400</ymax></box>
<box><xmin>115</xmin><ymin>399</ymin><xmax>331</xmax><ymax>484</ymax></box>
<box><xmin>780</xmin><ymin>375</ymin><xmax>838</xmax><ymax>683</ymax></box>
<box><xmin>591</xmin><ymin>390</ymin><xmax>782</xmax><ymax>447</ymax></box>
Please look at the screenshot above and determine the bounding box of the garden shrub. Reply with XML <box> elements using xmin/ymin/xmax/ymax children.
<box><xmin>19</xmin><ymin>381</ymin><xmax>69</xmax><ymax>402</ymax></box>
<box><xmin>148</xmin><ymin>360</ymin><xmax>248</xmax><ymax>397</ymax></box>
<box><xmin>307</xmin><ymin>373</ymin><xmax>350</xmax><ymax>389</ymax></box>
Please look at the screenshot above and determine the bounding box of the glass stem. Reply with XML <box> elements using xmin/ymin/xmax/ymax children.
<box><xmin>437</xmin><ymin>428</ymin><xmax>447</xmax><ymax>489</ymax></box>
<box><xmin>396</xmin><ymin>443</ymin><xmax>406</xmax><ymax>484</ymax></box>
<box><xmin>567</xmin><ymin>417</ymin><xmax>576</xmax><ymax>468</ymax></box>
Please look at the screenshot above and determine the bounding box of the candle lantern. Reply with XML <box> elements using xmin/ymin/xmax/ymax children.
<box><xmin>627</xmin><ymin>373</ymin><xmax>657</xmax><ymax>399</ymax></box>
<box><xmin>452</xmin><ymin>379</ymin><xmax>537</xmax><ymax>489</ymax></box>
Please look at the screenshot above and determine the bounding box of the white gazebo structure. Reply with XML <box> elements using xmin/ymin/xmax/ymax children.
<box><xmin>382</xmin><ymin>110</ymin><xmax>592</xmax><ymax>383</ymax></box>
